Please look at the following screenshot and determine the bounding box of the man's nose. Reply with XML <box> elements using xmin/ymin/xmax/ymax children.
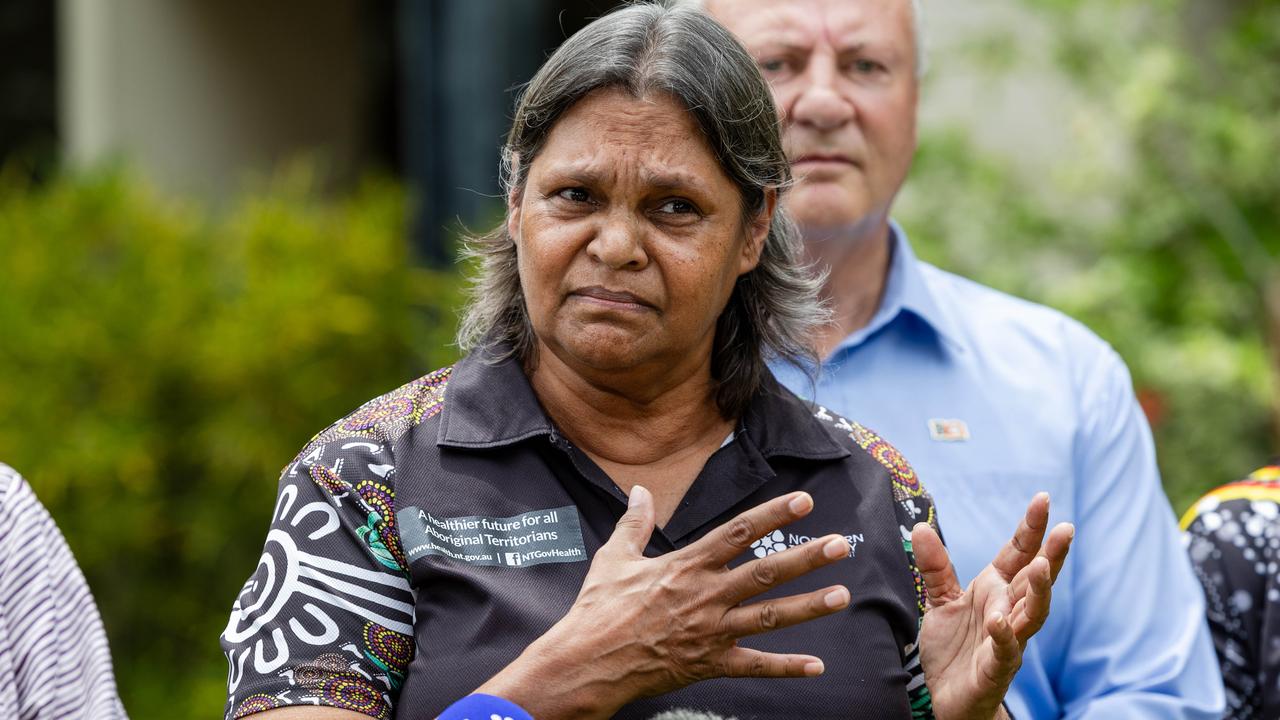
<box><xmin>586</xmin><ymin>212</ymin><xmax>649</xmax><ymax>270</ymax></box>
<box><xmin>790</xmin><ymin>61</ymin><xmax>854</xmax><ymax>131</ymax></box>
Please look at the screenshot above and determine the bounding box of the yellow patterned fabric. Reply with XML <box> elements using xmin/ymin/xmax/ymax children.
<box><xmin>1180</xmin><ymin>464</ymin><xmax>1280</xmax><ymax>530</ymax></box>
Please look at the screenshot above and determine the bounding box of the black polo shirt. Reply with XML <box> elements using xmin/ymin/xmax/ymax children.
<box><xmin>221</xmin><ymin>347</ymin><xmax>941</xmax><ymax>720</ymax></box>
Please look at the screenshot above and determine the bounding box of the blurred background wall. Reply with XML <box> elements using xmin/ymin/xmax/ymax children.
<box><xmin>0</xmin><ymin>0</ymin><xmax>1276</xmax><ymax>717</ymax></box>
<box><xmin>52</xmin><ymin>0</ymin><xmax>611</xmax><ymax>260</ymax></box>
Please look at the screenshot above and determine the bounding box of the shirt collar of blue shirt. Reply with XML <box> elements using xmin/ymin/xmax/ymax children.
<box><xmin>830</xmin><ymin>220</ymin><xmax>967</xmax><ymax>358</ymax></box>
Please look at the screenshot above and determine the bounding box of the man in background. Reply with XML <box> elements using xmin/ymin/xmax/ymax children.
<box><xmin>699</xmin><ymin>0</ymin><xmax>1224</xmax><ymax>716</ymax></box>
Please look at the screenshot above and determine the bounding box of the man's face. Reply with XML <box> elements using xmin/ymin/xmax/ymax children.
<box><xmin>708</xmin><ymin>0</ymin><xmax>919</xmax><ymax>234</ymax></box>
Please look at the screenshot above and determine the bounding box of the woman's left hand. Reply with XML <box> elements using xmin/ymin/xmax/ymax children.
<box><xmin>913</xmin><ymin>493</ymin><xmax>1074</xmax><ymax>720</ymax></box>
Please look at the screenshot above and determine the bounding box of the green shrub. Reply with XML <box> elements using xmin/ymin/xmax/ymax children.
<box><xmin>0</xmin><ymin>165</ymin><xmax>464</xmax><ymax>718</ymax></box>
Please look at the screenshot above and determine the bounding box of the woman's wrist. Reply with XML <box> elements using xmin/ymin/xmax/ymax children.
<box><xmin>438</xmin><ymin>694</ymin><xmax>534</xmax><ymax>720</ymax></box>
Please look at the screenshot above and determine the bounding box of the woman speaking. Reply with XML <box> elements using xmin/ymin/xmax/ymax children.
<box><xmin>221</xmin><ymin>4</ymin><xmax>1071</xmax><ymax>718</ymax></box>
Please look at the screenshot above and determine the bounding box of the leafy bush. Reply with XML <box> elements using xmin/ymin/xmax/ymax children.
<box><xmin>0</xmin><ymin>165</ymin><xmax>464</xmax><ymax>718</ymax></box>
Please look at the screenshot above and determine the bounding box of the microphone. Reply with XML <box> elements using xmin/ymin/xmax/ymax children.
<box><xmin>437</xmin><ymin>696</ymin><xmax>732</xmax><ymax>720</ymax></box>
<box><xmin>436</xmin><ymin>694</ymin><xmax>533</xmax><ymax>720</ymax></box>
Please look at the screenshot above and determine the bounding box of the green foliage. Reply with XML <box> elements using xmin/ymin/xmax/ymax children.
<box><xmin>899</xmin><ymin>0</ymin><xmax>1280</xmax><ymax>512</ymax></box>
<box><xmin>0</xmin><ymin>166</ymin><xmax>464</xmax><ymax>718</ymax></box>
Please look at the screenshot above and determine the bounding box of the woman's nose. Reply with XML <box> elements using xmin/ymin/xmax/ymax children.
<box><xmin>585</xmin><ymin>213</ymin><xmax>649</xmax><ymax>270</ymax></box>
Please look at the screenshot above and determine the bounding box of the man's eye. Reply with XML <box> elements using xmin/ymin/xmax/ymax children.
<box><xmin>852</xmin><ymin>58</ymin><xmax>885</xmax><ymax>74</ymax></box>
<box><xmin>760</xmin><ymin>58</ymin><xmax>788</xmax><ymax>73</ymax></box>
<box><xmin>556</xmin><ymin>188</ymin><xmax>591</xmax><ymax>203</ymax></box>
<box><xmin>657</xmin><ymin>199</ymin><xmax>698</xmax><ymax>215</ymax></box>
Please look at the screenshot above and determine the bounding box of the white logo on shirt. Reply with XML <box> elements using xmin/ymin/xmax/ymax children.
<box><xmin>751</xmin><ymin>529</ymin><xmax>864</xmax><ymax>558</ymax></box>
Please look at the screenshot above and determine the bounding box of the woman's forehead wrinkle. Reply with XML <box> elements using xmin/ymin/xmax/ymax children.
<box><xmin>639</xmin><ymin>168</ymin><xmax>708</xmax><ymax>194</ymax></box>
<box><xmin>589</xmin><ymin>104</ymin><xmax>689</xmax><ymax>146</ymax></box>
<box><xmin>538</xmin><ymin>141</ymin><xmax>708</xmax><ymax>196</ymax></box>
<box><xmin>548</xmin><ymin>96</ymin><xmax>711</xmax><ymax>186</ymax></box>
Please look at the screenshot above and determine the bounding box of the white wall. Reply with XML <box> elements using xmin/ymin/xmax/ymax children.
<box><xmin>917</xmin><ymin>0</ymin><xmax>1128</xmax><ymax>182</ymax></box>
<box><xmin>60</xmin><ymin>0</ymin><xmax>369</xmax><ymax>199</ymax></box>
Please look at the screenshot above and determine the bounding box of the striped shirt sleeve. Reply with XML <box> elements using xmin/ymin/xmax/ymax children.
<box><xmin>0</xmin><ymin>463</ymin><xmax>128</xmax><ymax>720</ymax></box>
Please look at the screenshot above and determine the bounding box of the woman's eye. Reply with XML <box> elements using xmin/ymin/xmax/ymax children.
<box><xmin>555</xmin><ymin>187</ymin><xmax>591</xmax><ymax>203</ymax></box>
<box><xmin>657</xmin><ymin>199</ymin><xmax>698</xmax><ymax>215</ymax></box>
<box><xmin>760</xmin><ymin>58</ymin><xmax>787</xmax><ymax>73</ymax></box>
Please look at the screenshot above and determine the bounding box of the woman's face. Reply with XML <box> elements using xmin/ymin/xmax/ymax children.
<box><xmin>511</xmin><ymin>88</ymin><xmax>772</xmax><ymax>376</ymax></box>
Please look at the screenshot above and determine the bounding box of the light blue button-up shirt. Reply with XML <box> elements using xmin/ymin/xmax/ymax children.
<box><xmin>772</xmin><ymin>224</ymin><xmax>1225</xmax><ymax>719</ymax></box>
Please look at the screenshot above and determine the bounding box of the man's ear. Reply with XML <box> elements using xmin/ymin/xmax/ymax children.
<box><xmin>739</xmin><ymin>187</ymin><xmax>776</xmax><ymax>275</ymax></box>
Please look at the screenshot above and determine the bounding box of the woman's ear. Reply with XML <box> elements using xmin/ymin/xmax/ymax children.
<box><xmin>739</xmin><ymin>187</ymin><xmax>776</xmax><ymax>275</ymax></box>
<box><xmin>506</xmin><ymin>186</ymin><xmax>523</xmax><ymax>245</ymax></box>
<box><xmin>506</xmin><ymin>153</ymin><xmax>524</xmax><ymax>244</ymax></box>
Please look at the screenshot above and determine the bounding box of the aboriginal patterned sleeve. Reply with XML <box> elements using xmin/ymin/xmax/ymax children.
<box><xmin>1181</xmin><ymin>464</ymin><xmax>1280</xmax><ymax>720</ymax></box>
<box><xmin>862</xmin><ymin>422</ymin><xmax>940</xmax><ymax>720</ymax></box>
<box><xmin>220</xmin><ymin>367</ymin><xmax>452</xmax><ymax>719</ymax></box>
<box><xmin>815</xmin><ymin>408</ymin><xmax>939</xmax><ymax>720</ymax></box>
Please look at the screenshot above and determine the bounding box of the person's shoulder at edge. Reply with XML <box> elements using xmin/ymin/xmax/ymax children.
<box><xmin>0</xmin><ymin>462</ymin><xmax>129</xmax><ymax>720</ymax></box>
<box><xmin>1181</xmin><ymin>463</ymin><xmax>1280</xmax><ymax>531</ymax></box>
<box><xmin>0</xmin><ymin>462</ymin><xmax>22</xmax><ymax>506</ymax></box>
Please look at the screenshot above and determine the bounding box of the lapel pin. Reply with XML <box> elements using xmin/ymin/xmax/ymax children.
<box><xmin>928</xmin><ymin>418</ymin><xmax>970</xmax><ymax>442</ymax></box>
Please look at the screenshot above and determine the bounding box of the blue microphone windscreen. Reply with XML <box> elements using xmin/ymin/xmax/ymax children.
<box><xmin>436</xmin><ymin>693</ymin><xmax>535</xmax><ymax>720</ymax></box>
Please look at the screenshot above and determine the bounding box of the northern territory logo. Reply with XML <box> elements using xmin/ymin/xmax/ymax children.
<box><xmin>751</xmin><ymin>529</ymin><xmax>864</xmax><ymax>558</ymax></box>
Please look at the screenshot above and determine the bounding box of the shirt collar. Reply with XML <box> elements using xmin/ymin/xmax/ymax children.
<box><xmin>832</xmin><ymin>220</ymin><xmax>966</xmax><ymax>355</ymax></box>
<box><xmin>437</xmin><ymin>346</ymin><xmax>553</xmax><ymax>449</ymax></box>
<box><xmin>743</xmin><ymin>371</ymin><xmax>850</xmax><ymax>461</ymax></box>
<box><xmin>439</xmin><ymin>344</ymin><xmax>848</xmax><ymax>462</ymax></box>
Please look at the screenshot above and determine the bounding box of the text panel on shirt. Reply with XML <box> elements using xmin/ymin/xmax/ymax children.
<box><xmin>398</xmin><ymin>505</ymin><xmax>587</xmax><ymax>567</ymax></box>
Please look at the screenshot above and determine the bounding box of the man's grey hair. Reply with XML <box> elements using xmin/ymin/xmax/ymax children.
<box><xmin>679</xmin><ymin>0</ymin><xmax>928</xmax><ymax>77</ymax></box>
<box><xmin>457</xmin><ymin>2</ymin><xmax>826</xmax><ymax>420</ymax></box>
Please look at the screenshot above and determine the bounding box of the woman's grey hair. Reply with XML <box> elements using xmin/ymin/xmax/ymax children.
<box><xmin>677</xmin><ymin>0</ymin><xmax>928</xmax><ymax>77</ymax></box>
<box><xmin>456</xmin><ymin>2</ymin><xmax>826</xmax><ymax>420</ymax></box>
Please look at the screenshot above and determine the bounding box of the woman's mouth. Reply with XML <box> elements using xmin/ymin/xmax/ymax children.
<box><xmin>570</xmin><ymin>286</ymin><xmax>657</xmax><ymax>312</ymax></box>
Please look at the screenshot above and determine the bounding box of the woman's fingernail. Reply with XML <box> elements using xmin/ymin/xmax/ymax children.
<box><xmin>804</xmin><ymin>660</ymin><xmax>825</xmax><ymax>676</ymax></box>
<box><xmin>824</xmin><ymin>587</ymin><xmax>849</xmax><ymax>608</ymax></box>
<box><xmin>788</xmin><ymin>493</ymin><xmax>813</xmax><ymax>515</ymax></box>
<box><xmin>822</xmin><ymin>537</ymin><xmax>848</xmax><ymax>559</ymax></box>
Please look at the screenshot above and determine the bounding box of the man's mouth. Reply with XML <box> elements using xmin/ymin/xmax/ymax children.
<box><xmin>793</xmin><ymin>153</ymin><xmax>857</xmax><ymax>167</ymax></box>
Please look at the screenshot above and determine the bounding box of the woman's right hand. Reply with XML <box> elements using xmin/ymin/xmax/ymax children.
<box><xmin>474</xmin><ymin>486</ymin><xmax>853</xmax><ymax>719</ymax></box>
